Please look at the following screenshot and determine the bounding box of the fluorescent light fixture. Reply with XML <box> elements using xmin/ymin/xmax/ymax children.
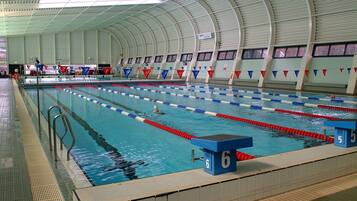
<box><xmin>38</xmin><ymin>0</ymin><xmax>166</xmax><ymax>8</ymax></box>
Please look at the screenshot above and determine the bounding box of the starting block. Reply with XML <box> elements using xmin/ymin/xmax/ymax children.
<box><xmin>324</xmin><ymin>119</ymin><xmax>357</xmax><ymax>148</ymax></box>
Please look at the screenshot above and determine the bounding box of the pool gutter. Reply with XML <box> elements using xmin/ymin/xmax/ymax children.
<box><xmin>74</xmin><ymin>143</ymin><xmax>357</xmax><ymax>201</ymax></box>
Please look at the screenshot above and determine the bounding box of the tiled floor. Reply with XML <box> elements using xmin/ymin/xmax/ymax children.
<box><xmin>0</xmin><ymin>78</ymin><xmax>33</xmax><ymax>201</ymax></box>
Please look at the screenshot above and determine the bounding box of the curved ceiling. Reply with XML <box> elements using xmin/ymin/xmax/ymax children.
<box><xmin>1</xmin><ymin>0</ymin><xmax>357</xmax><ymax>58</ymax></box>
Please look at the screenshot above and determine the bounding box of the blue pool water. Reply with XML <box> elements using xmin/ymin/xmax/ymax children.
<box><xmin>24</xmin><ymin>83</ymin><xmax>356</xmax><ymax>186</ymax></box>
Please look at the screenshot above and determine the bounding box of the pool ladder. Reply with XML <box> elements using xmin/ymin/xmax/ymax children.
<box><xmin>48</xmin><ymin>106</ymin><xmax>75</xmax><ymax>161</ymax></box>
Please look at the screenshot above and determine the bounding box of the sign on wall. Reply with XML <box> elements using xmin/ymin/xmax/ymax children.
<box><xmin>197</xmin><ymin>32</ymin><xmax>214</xmax><ymax>40</ymax></box>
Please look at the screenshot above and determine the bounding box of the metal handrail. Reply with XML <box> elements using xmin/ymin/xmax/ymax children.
<box><xmin>48</xmin><ymin>106</ymin><xmax>67</xmax><ymax>151</ymax></box>
<box><xmin>48</xmin><ymin>105</ymin><xmax>75</xmax><ymax>161</ymax></box>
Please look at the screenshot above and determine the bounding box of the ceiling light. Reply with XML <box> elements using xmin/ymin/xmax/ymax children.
<box><xmin>38</xmin><ymin>0</ymin><xmax>166</xmax><ymax>9</ymax></box>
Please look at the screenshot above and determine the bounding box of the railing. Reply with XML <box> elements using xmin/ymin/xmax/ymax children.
<box><xmin>48</xmin><ymin>105</ymin><xmax>75</xmax><ymax>161</ymax></box>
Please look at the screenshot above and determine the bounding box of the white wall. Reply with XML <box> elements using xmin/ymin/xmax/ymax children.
<box><xmin>7</xmin><ymin>29</ymin><xmax>122</xmax><ymax>67</ymax></box>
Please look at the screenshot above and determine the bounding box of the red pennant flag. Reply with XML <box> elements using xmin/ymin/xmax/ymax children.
<box><xmin>176</xmin><ymin>69</ymin><xmax>184</xmax><ymax>79</ymax></box>
<box><xmin>322</xmin><ymin>68</ymin><xmax>327</xmax><ymax>76</ymax></box>
<box><xmin>304</xmin><ymin>69</ymin><xmax>309</xmax><ymax>77</ymax></box>
<box><xmin>260</xmin><ymin>70</ymin><xmax>266</xmax><ymax>77</ymax></box>
<box><xmin>354</xmin><ymin>67</ymin><xmax>357</xmax><ymax>73</ymax></box>
<box><xmin>234</xmin><ymin>70</ymin><xmax>241</xmax><ymax>78</ymax></box>
<box><xmin>208</xmin><ymin>70</ymin><xmax>214</xmax><ymax>78</ymax></box>
<box><xmin>143</xmin><ymin>68</ymin><xmax>152</xmax><ymax>78</ymax></box>
<box><xmin>283</xmin><ymin>70</ymin><xmax>288</xmax><ymax>77</ymax></box>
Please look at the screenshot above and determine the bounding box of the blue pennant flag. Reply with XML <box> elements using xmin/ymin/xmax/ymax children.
<box><xmin>192</xmin><ymin>69</ymin><xmax>200</xmax><ymax>79</ymax></box>
<box><xmin>347</xmin><ymin>68</ymin><xmax>351</xmax><ymax>74</ymax></box>
<box><xmin>294</xmin><ymin>70</ymin><xmax>299</xmax><ymax>77</ymax></box>
<box><xmin>161</xmin><ymin>69</ymin><xmax>169</xmax><ymax>79</ymax></box>
<box><xmin>123</xmin><ymin>68</ymin><xmax>132</xmax><ymax>78</ymax></box>
<box><xmin>82</xmin><ymin>67</ymin><xmax>90</xmax><ymax>75</ymax></box>
<box><xmin>272</xmin><ymin>70</ymin><xmax>278</xmax><ymax>78</ymax></box>
<box><xmin>248</xmin><ymin>70</ymin><xmax>253</xmax><ymax>79</ymax></box>
<box><xmin>313</xmin><ymin>69</ymin><xmax>318</xmax><ymax>76</ymax></box>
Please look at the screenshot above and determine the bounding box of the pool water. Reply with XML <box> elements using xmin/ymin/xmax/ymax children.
<box><xmin>24</xmin><ymin>83</ymin><xmax>356</xmax><ymax>186</ymax></box>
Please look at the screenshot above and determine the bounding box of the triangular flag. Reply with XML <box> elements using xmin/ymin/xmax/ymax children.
<box><xmin>322</xmin><ymin>69</ymin><xmax>327</xmax><ymax>76</ymax></box>
<box><xmin>305</xmin><ymin>69</ymin><xmax>309</xmax><ymax>77</ymax></box>
<box><xmin>123</xmin><ymin>68</ymin><xmax>132</xmax><ymax>78</ymax></box>
<box><xmin>82</xmin><ymin>67</ymin><xmax>90</xmax><ymax>75</ymax></box>
<box><xmin>248</xmin><ymin>70</ymin><xmax>253</xmax><ymax>79</ymax></box>
<box><xmin>143</xmin><ymin>68</ymin><xmax>152</xmax><ymax>78</ymax></box>
<box><xmin>272</xmin><ymin>70</ymin><xmax>278</xmax><ymax>78</ymax></box>
<box><xmin>177</xmin><ymin>69</ymin><xmax>184</xmax><ymax>79</ymax></box>
<box><xmin>260</xmin><ymin>70</ymin><xmax>266</xmax><ymax>77</ymax></box>
<box><xmin>313</xmin><ymin>69</ymin><xmax>318</xmax><ymax>76</ymax></box>
<box><xmin>161</xmin><ymin>69</ymin><xmax>169</xmax><ymax>79</ymax></box>
<box><xmin>354</xmin><ymin>67</ymin><xmax>357</xmax><ymax>73</ymax></box>
<box><xmin>340</xmin><ymin>67</ymin><xmax>344</xmax><ymax>72</ymax></box>
<box><xmin>294</xmin><ymin>70</ymin><xmax>299</xmax><ymax>77</ymax></box>
<box><xmin>347</xmin><ymin>68</ymin><xmax>351</xmax><ymax>74</ymax></box>
<box><xmin>192</xmin><ymin>70</ymin><xmax>200</xmax><ymax>79</ymax></box>
<box><xmin>283</xmin><ymin>70</ymin><xmax>288</xmax><ymax>77</ymax></box>
<box><xmin>234</xmin><ymin>70</ymin><xmax>241</xmax><ymax>78</ymax></box>
<box><xmin>208</xmin><ymin>70</ymin><xmax>214</xmax><ymax>78</ymax></box>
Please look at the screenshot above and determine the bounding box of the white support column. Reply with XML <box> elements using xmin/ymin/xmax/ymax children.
<box><xmin>53</xmin><ymin>33</ymin><xmax>56</xmax><ymax>64</ymax></box>
<box><xmin>205</xmin><ymin>51</ymin><xmax>218</xmax><ymax>83</ymax></box>
<box><xmin>170</xmin><ymin>57</ymin><xmax>181</xmax><ymax>80</ymax></box>
<box><xmin>346</xmin><ymin>55</ymin><xmax>357</xmax><ymax>95</ymax></box>
<box><xmin>228</xmin><ymin>51</ymin><xmax>243</xmax><ymax>85</ymax></box>
<box><xmin>82</xmin><ymin>31</ymin><xmax>85</xmax><ymax>64</ymax></box>
<box><xmin>157</xmin><ymin>55</ymin><xmax>167</xmax><ymax>79</ymax></box>
<box><xmin>296</xmin><ymin>55</ymin><xmax>313</xmax><ymax>90</ymax></box>
<box><xmin>23</xmin><ymin>36</ymin><xmax>26</xmax><ymax>64</ymax></box>
<box><xmin>96</xmin><ymin>30</ymin><xmax>99</xmax><ymax>65</ymax></box>
<box><xmin>68</xmin><ymin>32</ymin><xmax>71</xmax><ymax>64</ymax></box>
<box><xmin>186</xmin><ymin>52</ymin><xmax>198</xmax><ymax>82</ymax></box>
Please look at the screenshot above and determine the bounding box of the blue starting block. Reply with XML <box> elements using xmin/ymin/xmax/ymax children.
<box><xmin>324</xmin><ymin>119</ymin><xmax>357</xmax><ymax>148</ymax></box>
<box><xmin>191</xmin><ymin>134</ymin><xmax>253</xmax><ymax>175</ymax></box>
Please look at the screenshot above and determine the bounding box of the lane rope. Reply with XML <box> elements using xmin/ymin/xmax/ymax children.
<box><xmin>158</xmin><ymin>85</ymin><xmax>357</xmax><ymax>113</ymax></box>
<box><xmin>125</xmin><ymin>85</ymin><xmax>339</xmax><ymax>120</ymax></box>
<box><xmin>59</xmin><ymin>86</ymin><xmax>255</xmax><ymax>161</ymax></box>
<box><xmin>184</xmin><ymin>84</ymin><xmax>357</xmax><ymax>105</ymax></box>
<box><xmin>105</xmin><ymin>85</ymin><xmax>334</xmax><ymax>143</ymax></box>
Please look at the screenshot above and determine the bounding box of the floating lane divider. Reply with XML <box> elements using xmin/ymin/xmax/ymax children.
<box><xmin>107</xmin><ymin>85</ymin><xmax>334</xmax><ymax>143</ymax></box>
<box><xmin>183</xmin><ymin>84</ymin><xmax>357</xmax><ymax>105</ymax></box>
<box><xmin>159</xmin><ymin>85</ymin><xmax>357</xmax><ymax>113</ymax></box>
<box><xmin>127</xmin><ymin>85</ymin><xmax>339</xmax><ymax>120</ymax></box>
<box><xmin>58</xmin><ymin>86</ymin><xmax>255</xmax><ymax>161</ymax></box>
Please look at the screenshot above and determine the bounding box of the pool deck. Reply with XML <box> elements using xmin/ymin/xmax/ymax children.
<box><xmin>0</xmin><ymin>78</ymin><xmax>33</xmax><ymax>201</ymax></box>
<box><xmin>74</xmin><ymin>144</ymin><xmax>357</xmax><ymax>201</ymax></box>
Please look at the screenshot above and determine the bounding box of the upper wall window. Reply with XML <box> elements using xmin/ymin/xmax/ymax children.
<box><xmin>313</xmin><ymin>42</ymin><xmax>357</xmax><ymax>57</ymax></box>
<box><xmin>346</xmin><ymin>43</ymin><xmax>357</xmax><ymax>55</ymax></box>
<box><xmin>127</xmin><ymin>58</ymin><xmax>133</xmax><ymax>64</ymax></box>
<box><xmin>197</xmin><ymin>52</ymin><xmax>212</xmax><ymax>61</ymax></box>
<box><xmin>273</xmin><ymin>46</ymin><xmax>306</xmax><ymax>58</ymax></box>
<box><xmin>217</xmin><ymin>50</ymin><xmax>236</xmax><ymax>60</ymax></box>
<box><xmin>180</xmin><ymin>53</ymin><xmax>193</xmax><ymax>62</ymax></box>
<box><xmin>144</xmin><ymin>56</ymin><xmax>152</xmax><ymax>63</ymax></box>
<box><xmin>242</xmin><ymin>48</ymin><xmax>267</xmax><ymax>59</ymax></box>
<box><xmin>154</xmin><ymin>55</ymin><xmax>163</xmax><ymax>63</ymax></box>
<box><xmin>135</xmin><ymin>57</ymin><xmax>141</xmax><ymax>64</ymax></box>
<box><xmin>166</xmin><ymin>54</ymin><xmax>177</xmax><ymax>62</ymax></box>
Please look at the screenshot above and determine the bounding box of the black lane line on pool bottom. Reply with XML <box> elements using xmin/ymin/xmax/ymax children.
<box><xmin>44</xmin><ymin>90</ymin><xmax>146</xmax><ymax>181</ymax></box>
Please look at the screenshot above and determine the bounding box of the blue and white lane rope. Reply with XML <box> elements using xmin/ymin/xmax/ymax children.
<box><xmin>183</xmin><ymin>84</ymin><xmax>357</xmax><ymax>105</ymax></box>
<box><xmin>121</xmin><ymin>85</ymin><xmax>338</xmax><ymax>120</ymax></box>
<box><xmin>58</xmin><ymin>87</ymin><xmax>255</xmax><ymax>160</ymax></box>
<box><xmin>101</xmin><ymin>85</ymin><xmax>334</xmax><ymax>143</ymax></box>
<box><xmin>157</xmin><ymin>85</ymin><xmax>357</xmax><ymax>113</ymax></box>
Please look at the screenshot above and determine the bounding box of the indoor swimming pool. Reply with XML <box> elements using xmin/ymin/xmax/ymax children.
<box><xmin>23</xmin><ymin>83</ymin><xmax>356</xmax><ymax>186</ymax></box>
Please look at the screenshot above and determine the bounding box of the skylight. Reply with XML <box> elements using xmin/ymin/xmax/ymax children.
<box><xmin>38</xmin><ymin>0</ymin><xmax>166</xmax><ymax>8</ymax></box>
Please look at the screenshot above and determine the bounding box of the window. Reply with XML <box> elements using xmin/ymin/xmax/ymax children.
<box><xmin>313</xmin><ymin>42</ymin><xmax>357</xmax><ymax>57</ymax></box>
<box><xmin>144</xmin><ymin>56</ymin><xmax>152</xmax><ymax>63</ymax></box>
<box><xmin>217</xmin><ymin>50</ymin><xmax>236</xmax><ymax>60</ymax></box>
<box><xmin>345</xmin><ymin>43</ymin><xmax>357</xmax><ymax>55</ymax></box>
<box><xmin>127</xmin><ymin>58</ymin><xmax>133</xmax><ymax>64</ymax></box>
<box><xmin>242</xmin><ymin>48</ymin><xmax>267</xmax><ymax>59</ymax></box>
<box><xmin>180</xmin><ymin>53</ymin><xmax>193</xmax><ymax>62</ymax></box>
<box><xmin>273</xmin><ymin>46</ymin><xmax>306</xmax><ymax>58</ymax></box>
<box><xmin>166</xmin><ymin>54</ymin><xmax>177</xmax><ymax>62</ymax></box>
<box><xmin>154</xmin><ymin>55</ymin><xmax>163</xmax><ymax>63</ymax></box>
<box><xmin>135</xmin><ymin>57</ymin><xmax>142</xmax><ymax>64</ymax></box>
<box><xmin>197</xmin><ymin>52</ymin><xmax>212</xmax><ymax>61</ymax></box>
